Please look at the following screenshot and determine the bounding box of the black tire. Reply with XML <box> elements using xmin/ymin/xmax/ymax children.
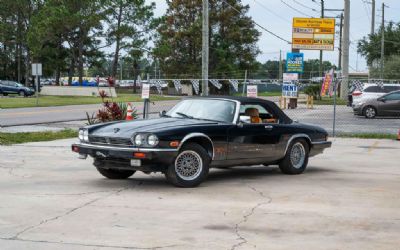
<box><xmin>94</xmin><ymin>160</ymin><xmax>135</xmax><ymax>179</ymax></box>
<box><xmin>363</xmin><ymin>106</ymin><xmax>377</xmax><ymax>119</ymax></box>
<box><xmin>18</xmin><ymin>90</ymin><xmax>25</xmax><ymax>97</ymax></box>
<box><xmin>165</xmin><ymin>142</ymin><xmax>210</xmax><ymax>188</ymax></box>
<box><xmin>279</xmin><ymin>139</ymin><xmax>309</xmax><ymax>175</ymax></box>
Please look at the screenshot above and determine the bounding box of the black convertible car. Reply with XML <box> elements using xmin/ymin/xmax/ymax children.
<box><xmin>72</xmin><ymin>96</ymin><xmax>331</xmax><ymax>187</ymax></box>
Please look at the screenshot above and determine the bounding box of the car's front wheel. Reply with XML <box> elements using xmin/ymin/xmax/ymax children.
<box><xmin>165</xmin><ymin>143</ymin><xmax>210</xmax><ymax>187</ymax></box>
<box><xmin>18</xmin><ymin>90</ymin><xmax>25</xmax><ymax>97</ymax></box>
<box><xmin>364</xmin><ymin>106</ymin><xmax>377</xmax><ymax>119</ymax></box>
<box><xmin>279</xmin><ymin>139</ymin><xmax>309</xmax><ymax>175</ymax></box>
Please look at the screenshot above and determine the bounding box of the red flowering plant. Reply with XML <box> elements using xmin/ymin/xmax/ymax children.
<box><xmin>86</xmin><ymin>90</ymin><xmax>137</xmax><ymax>125</ymax></box>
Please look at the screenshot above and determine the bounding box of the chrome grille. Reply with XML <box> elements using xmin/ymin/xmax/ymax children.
<box><xmin>89</xmin><ymin>136</ymin><xmax>132</xmax><ymax>146</ymax></box>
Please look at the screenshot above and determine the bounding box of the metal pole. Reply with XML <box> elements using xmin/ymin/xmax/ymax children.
<box><xmin>371</xmin><ymin>0</ymin><xmax>375</xmax><ymax>34</ymax></box>
<box><xmin>36</xmin><ymin>74</ymin><xmax>39</xmax><ymax>106</ymax></box>
<box><xmin>242</xmin><ymin>70</ymin><xmax>247</xmax><ymax>96</ymax></box>
<box><xmin>333</xmin><ymin>79</ymin><xmax>337</xmax><ymax>137</ymax></box>
<box><xmin>201</xmin><ymin>0</ymin><xmax>209</xmax><ymax>96</ymax></box>
<box><xmin>380</xmin><ymin>3</ymin><xmax>385</xmax><ymax>80</ymax></box>
<box><xmin>340</xmin><ymin>0</ymin><xmax>350</xmax><ymax>100</ymax></box>
<box><xmin>279</xmin><ymin>50</ymin><xmax>283</xmax><ymax>81</ymax></box>
<box><xmin>338</xmin><ymin>13</ymin><xmax>343</xmax><ymax>71</ymax></box>
<box><xmin>319</xmin><ymin>0</ymin><xmax>325</xmax><ymax>80</ymax></box>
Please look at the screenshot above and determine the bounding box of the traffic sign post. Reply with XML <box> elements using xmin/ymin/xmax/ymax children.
<box><xmin>32</xmin><ymin>63</ymin><xmax>42</xmax><ymax>106</ymax></box>
<box><xmin>142</xmin><ymin>75</ymin><xmax>150</xmax><ymax>119</ymax></box>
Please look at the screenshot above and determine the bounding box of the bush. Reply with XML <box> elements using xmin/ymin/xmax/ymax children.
<box><xmin>303</xmin><ymin>84</ymin><xmax>322</xmax><ymax>100</ymax></box>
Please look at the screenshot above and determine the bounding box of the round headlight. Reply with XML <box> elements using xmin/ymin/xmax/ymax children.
<box><xmin>147</xmin><ymin>134</ymin><xmax>159</xmax><ymax>147</ymax></box>
<box><xmin>134</xmin><ymin>134</ymin><xmax>144</xmax><ymax>146</ymax></box>
<box><xmin>83</xmin><ymin>130</ymin><xmax>89</xmax><ymax>142</ymax></box>
<box><xmin>78</xmin><ymin>130</ymin><xmax>84</xmax><ymax>141</ymax></box>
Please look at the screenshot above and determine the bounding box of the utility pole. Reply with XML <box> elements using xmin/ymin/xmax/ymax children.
<box><xmin>340</xmin><ymin>0</ymin><xmax>350</xmax><ymax>99</ymax></box>
<box><xmin>279</xmin><ymin>50</ymin><xmax>283</xmax><ymax>81</ymax></box>
<box><xmin>201</xmin><ymin>0</ymin><xmax>209</xmax><ymax>96</ymax></box>
<box><xmin>319</xmin><ymin>0</ymin><xmax>324</xmax><ymax>80</ymax></box>
<box><xmin>371</xmin><ymin>0</ymin><xmax>375</xmax><ymax>34</ymax></box>
<box><xmin>380</xmin><ymin>3</ymin><xmax>385</xmax><ymax>79</ymax></box>
<box><xmin>338</xmin><ymin>13</ymin><xmax>344</xmax><ymax>71</ymax></box>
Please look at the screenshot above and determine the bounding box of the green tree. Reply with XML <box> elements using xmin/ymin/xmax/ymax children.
<box><xmin>358</xmin><ymin>22</ymin><xmax>400</xmax><ymax>66</ymax></box>
<box><xmin>154</xmin><ymin>0</ymin><xmax>260</xmax><ymax>87</ymax></box>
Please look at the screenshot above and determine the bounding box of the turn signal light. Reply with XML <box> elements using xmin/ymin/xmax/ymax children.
<box><xmin>170</xmin><ymin>141</ymin><xmax>180</xmax><ymax>147</ymax></box>
<box><xmin>133</xmin><ymin>152</ymin><xmax>146</xmax><ymax>159</ymax></box>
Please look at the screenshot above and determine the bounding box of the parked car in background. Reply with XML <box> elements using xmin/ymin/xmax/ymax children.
<box><xmin>353</xmin><ymin>90</ymin><xmax>400</xmax><ymax>118</ymax></box>
<box><xmin>72</xmin><ymin>96</ymin><xmax>331</xmax><ymax>187</ymax></box>
<box><xmin>0</xmin><ymin>80</ymin><xmax>35</xmax><ymax>97</ymax></box>
<box><xmin>352</xmin><ymin>83</ymin><xmax>400</xmax><ymax>107</ymax></box>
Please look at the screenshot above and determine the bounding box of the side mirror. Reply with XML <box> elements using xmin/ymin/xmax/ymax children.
<box><xmin>159</xmin><ymin>110</ymin><xmax>167</xmax><ymax>117</ymax></box>
<box><xmin>378</xmin><ymin>97</ymin><xmax>386</xmax><ymax>102</ymax></box>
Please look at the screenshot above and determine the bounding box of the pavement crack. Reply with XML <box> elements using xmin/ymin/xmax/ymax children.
<box><xmin>9</xmin><ymin>186</ymin><xmax>132</xmax><ymax>240</ymax></box>
<box><xmin>0</xmin><ymin>237</ymin><xmax>179</xmax><ymax>249</ymax></box>
<box><xmin>230</xmin><ymin>186</ymin><xmax>272</xmax><ymax>250</ymax></box>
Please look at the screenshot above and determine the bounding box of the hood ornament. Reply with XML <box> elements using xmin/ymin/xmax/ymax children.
<box><xmin>113</xmin><ymin>128</ymin><xmax>120</xmax><ymax>133</ymax></box>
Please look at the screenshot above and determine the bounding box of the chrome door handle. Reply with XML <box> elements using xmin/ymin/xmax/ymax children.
<box><xmin>264</xmin><ymin>125</ymin><xmax>273</xmax><ymax>130</ymax></box>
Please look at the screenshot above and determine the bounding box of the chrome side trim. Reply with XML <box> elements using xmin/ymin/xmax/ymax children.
<box><xmin>77</xmin><ymin>143</ymin><xmax>178</xmax><ymax>152</ymax></box>
<box><xmin>283</xmin><ymin>134</ymin><xmax>312</xmax><ymax>155</ymax></box>
<box><xmin>178</xmin><ymin>133</ymin><xmax>215</xmax><ymax>159</ymax></box>
<box><xmin>311</xmin><ymin>141</ymin><xmax>331</xmax><ymax>145</ymax></box>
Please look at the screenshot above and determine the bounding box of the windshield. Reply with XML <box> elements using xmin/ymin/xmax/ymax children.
<box><xmin>167</xmin><ymin>99</ymin><xmax>236</xmax><ymax>123</ymax></box>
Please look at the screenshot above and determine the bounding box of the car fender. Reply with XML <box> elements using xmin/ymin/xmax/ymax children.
<box><xmin>283</xmin><ymin>133</ymin><xmax>312</xmax><ymax>155</ymax></box>
<box><xmin>178</xmin><ymin>133</ymin><xmax>215</xmax><ymax>160</ymax></box>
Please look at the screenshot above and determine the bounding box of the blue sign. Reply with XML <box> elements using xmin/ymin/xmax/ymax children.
<box><xmin>286</xmin><ymin>52</ymin><xmax>304</xmax><ymax>73</ymax></box>
<box><xmin>282</xmin><ymin>84</ymin><xmax>298</xmax><ymax>98</ymax></box>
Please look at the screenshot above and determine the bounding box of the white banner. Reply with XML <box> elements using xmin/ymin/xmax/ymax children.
<box><xmin>172</xmin><ymin>80</ymin><xmax>182</xmax><ymax>91</ymax></box>
<box><xmin>228</xmin><ymin>79</ymin><xmax>239</xmax><ymax>92</ymax></box>
<box><xmin>190</xmin><ymin>79</ymin><xmax>200</xmax><ymax>94</ymax></box>
<box><xmin>209</xmin><ymin>79</ymin><xmax>222</xmax><ymax>89</ymax></box>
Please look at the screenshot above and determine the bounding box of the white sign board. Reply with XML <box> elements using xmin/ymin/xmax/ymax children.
<box><xmin>282</xmin><ymin>84</ymin><xmax>298</xmax><ymax>98</ymax></box>
<box><xmin>283</xmin><ymin>73</ymin><xmax>298</xmax><ymax>82</ymax></box>
<box><xmin>141</xmin><ymin>83</ymin><xmax>150</xmax><ymax>99</ymax></box>
<box><xmin>32</xmin><ymin>63</ymin><xmax>42</xmax><ymax>76</ymax></box>
<box><xmin>247</xmin><ymin>85</ymin><xmax>258</xmax><ymax>98</ymax></box>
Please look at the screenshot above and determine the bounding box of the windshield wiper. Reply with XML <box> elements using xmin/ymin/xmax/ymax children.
<box><xmin>176</xmin><ymin>112</ymin><xmax>194</xmax><ymax>119</ymax></box>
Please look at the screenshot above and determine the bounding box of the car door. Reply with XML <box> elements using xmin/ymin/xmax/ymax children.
<box><xmin>2</xmin><ymin>81</ymin><xmax>13</xmax><ymax>93</ymax></box>
<box><xmin>227</xmin><ymin>104</ymin><xmax>281</xmax><ymax>162</ymax></box>
<box><xmin>379</xmin><ymin>92</ymin><xmax>400</xmax><ymax>116</ymax></box>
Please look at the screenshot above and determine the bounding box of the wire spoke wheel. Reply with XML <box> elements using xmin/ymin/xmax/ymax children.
<box><xmin>290</xmin><ymin>142</ymin><xmax>306</xmax><ymax>169</ymax></box>
<box><xmin>175</xmin><ymin>150</ymin><xmax>203</xmax><ymax>181</ymax></box>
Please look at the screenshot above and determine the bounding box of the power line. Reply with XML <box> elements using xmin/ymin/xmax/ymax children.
<box><xmin>280</xmin><ymin>0</ymin><xmax>314</xmax><ymax>17</ymax></box>
<box><xmin>292</xmin><ymin>0</ymin><xmax>319</xmax><ymax>13</ymax></box>
<box><xmin>252</xmin><ymin>0</ymin><xmax>291</xmax><ymax>24</ymax></box>
<box><xmin>222</xmin><ymin>0</ymin><xmax>291</xmax><ymax>44</ymax></box>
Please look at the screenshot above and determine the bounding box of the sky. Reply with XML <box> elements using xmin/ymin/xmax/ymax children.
<box><xmin>147</xmin><ymin>0</ymin><xmax>400</xmax><ymax>73</ymax></box>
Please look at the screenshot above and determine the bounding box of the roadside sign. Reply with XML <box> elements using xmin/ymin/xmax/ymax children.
<box><xmin>321</xmin><ymin>69</ymin><xmax>334</xmax><ymax>97</ymax></box>
<box><xmin>32</xmin><ymin>63</ymin><xmax>42</xmax><ymax>76</ymax></box>
<box><xmin>292</xmin><ymin>18</ymin><xmax>335</xmax><ymax>51</ymax></box>
<box><xmin>141</xmin><ymin>83</ymin><xmax>150</xmax><ymax>99</ymax></box>
<box><xmin>286</xmin><ymin>52</ymin><xmax>304</xmax><ymax>73</ymax></box>
<box><xmin>282</xmin><ymin>84</ymin><xmax>298</xmax><ymax>98</ymax></box>
<box><xmin>247</xmin><ymin>85</ymin><xmax>258</xmax><ymax>98</ymax></box>
<box><xmin>283</xmin><ymin>73</ymin><xmax>299</xmax><ymax>82</ymax></box>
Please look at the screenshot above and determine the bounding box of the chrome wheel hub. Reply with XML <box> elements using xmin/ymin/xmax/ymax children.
<box><xmin>366</xmin><ymin>108</ymin><xmax>375</xmax><ymax>118</ymax></box>
<box><xmin>175</xmin><ymin>150</ymin><xmax>203</xmax><ymax>181</ymax></box>
<box><xmin>290</xmin><ymin>142</ymin><xmax>306</xmax><ymax>169</ymax></box>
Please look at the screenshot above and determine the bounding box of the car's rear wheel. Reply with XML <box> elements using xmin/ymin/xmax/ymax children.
<box><xmin>18</xmin><ymin>90</ymin><xmax>25</xmax><ymax>97</ymax></box>
<box><xmin>279</xmin><ymin>139</ymin><xmax>309</xmax><ymax>175</ymax></box>
<box><xmin>94</xmin><ymin>160</ymin><xmax>135</xmax><ymax>179</ymax></box>
<box><xmin>364</xmin><ymin>106</ymin><xmax>377</xmax><ymax>119</ymax></box>
<box><xmin>165</xmin><ymin>142</ymin><xmax>210</xmax><ymax>187</ymax></box>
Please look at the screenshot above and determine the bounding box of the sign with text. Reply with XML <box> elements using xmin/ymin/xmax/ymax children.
<box><xmin>283</xmin><ymin>73</ymin><xmax>299</xmax><ymax>82</ymax></box>
<box><xmin>292</xmin><ymin>18</ymin><xmax>335</xmax><ymax>51</ymax></box>
<box><xmin>321</xmin><ymin>69</ymin><xmax>334</xmax><ymax>97</ymax></box>
<box><xmin>286</xmin><ymin>52</ymin><xmax>304</xmax><ymax>73</ymax></box>
<box><xmin>282</xmin><ymin>84</ymin><xmax>298</xmax><ymax>98</ymax></box>
<box><xmin>141</xmin><ymin>83</ymin><xmax>150</xmax><ymax>99</ymax></box>
<box><xmin>247</xmin><ymin>85</ymin><xmax>258</xmax><ymax>98</ymax></box>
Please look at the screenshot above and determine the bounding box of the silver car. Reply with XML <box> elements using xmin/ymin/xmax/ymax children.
<box><xmin>353</xmin><ymin>90</ymin><xmax>400</xmax><ymax>118</ymax></box>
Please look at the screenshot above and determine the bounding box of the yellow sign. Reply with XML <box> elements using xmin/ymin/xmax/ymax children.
<box><xmin>292</xmin><ymin>18</ymin><xmax>335</xmax><ymax>51</ymax></box>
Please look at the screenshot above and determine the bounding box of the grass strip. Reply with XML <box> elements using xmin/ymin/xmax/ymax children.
<box><xmin>0</xmin><ymin>129</ymin><xmax>77</xmax><ymax>145</ymax></box>
<box><xmin>336</xmin><ymin>133</ymin><xmax>398</xmax><ymax>140</ymax></box>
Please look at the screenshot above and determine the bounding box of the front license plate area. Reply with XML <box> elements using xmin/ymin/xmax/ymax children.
<box><xmin>95</xmin><ymin>150</ymin><xmax>108</xmax><ymax>158</ymax></box>
<box><xmin>130</xmin><ymin>159</ymin><xmax>141</xmax><ymax>167</ymax></box>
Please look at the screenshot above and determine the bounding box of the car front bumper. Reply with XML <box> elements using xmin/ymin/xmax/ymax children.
<box><xmin>310</xmin><ymin>141</ymin><xmax>332</xmax><ymax>157</ymax></box>
<box><xmin>71</xmin><ymin>143</ymin><xmax>178</xmax><ymax>171</ymax></box>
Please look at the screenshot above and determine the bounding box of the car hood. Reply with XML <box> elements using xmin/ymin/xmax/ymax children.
<box><xmin>91</xmin><ymin>117</ymin><xmax>219</xmax><ymax>137</ymax></box>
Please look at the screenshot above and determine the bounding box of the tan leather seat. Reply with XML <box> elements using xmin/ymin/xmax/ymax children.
<box><xmin>245</xmin><ymin>108</ymin><xmax>262</xmax><ymax>124</ymax></box>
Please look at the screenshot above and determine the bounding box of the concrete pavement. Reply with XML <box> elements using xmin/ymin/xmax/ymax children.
<box><xmin>0</xmin><ymin>138</ymin><xmax>399</xmax><ymax>249</ymax></box>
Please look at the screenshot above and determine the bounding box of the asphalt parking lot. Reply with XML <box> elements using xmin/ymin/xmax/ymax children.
<box><xmin>0</xmin><ymin>138</ymin><xmax>399</xmax><ymax>250</ymax></box>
